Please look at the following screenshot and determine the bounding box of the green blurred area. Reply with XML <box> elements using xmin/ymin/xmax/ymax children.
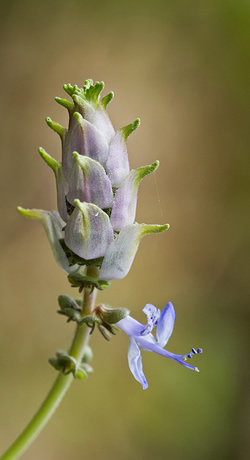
<box><xmin>0</xmin><ymin>0</ymin><xmax>249</xmax><ymax>459</ymax></box>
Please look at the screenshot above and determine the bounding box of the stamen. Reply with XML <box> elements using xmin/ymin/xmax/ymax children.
<box><xmin>141</xmin><ymin>304</ymin><xmax>161</xmax><ymax>335</ymax></box>
<box><xmin>186</xmin><ymin>347</ymin><xmax>203</xmax><ymax>359</ymax></box>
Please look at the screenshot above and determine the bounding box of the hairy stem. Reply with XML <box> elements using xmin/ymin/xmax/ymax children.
<box><xmin>1</xmin><ymin>267</ymin><xmax>98</xmax><ymax>460</ymax></box>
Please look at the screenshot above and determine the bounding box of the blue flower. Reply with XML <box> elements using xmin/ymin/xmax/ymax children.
<box><xmin>116</xmin><ymin>302</ymin><xmax>203</xmax><ymax>390</ymax></box>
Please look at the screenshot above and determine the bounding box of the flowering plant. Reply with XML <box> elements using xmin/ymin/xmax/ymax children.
<box><xmin>2</xmin><ymin>80</ymin><xmax>202</xmax><ymax>460</ymax></box>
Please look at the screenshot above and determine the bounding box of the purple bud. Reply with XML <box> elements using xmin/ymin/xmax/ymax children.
<box><xmin>67</xmin><ymin>152</ymin><xmax>113</xmax><ymax>210</ymax></box>
<box><xmin>64</xmin><ymin>200</ymin><xmax>114</xmax><ymax>260</ymax></box>
<box><xmin>110</xmin><ymin>161</ymin><xmax>159</xmax><ymax>231</ymax></box>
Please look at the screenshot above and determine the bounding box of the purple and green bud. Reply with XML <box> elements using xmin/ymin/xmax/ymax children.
<box><xmin>64</xmin><ymin>200</ymin><xmax>114</xmax><ymax>260</ymax></box>
<box><xmin>67</xmin><ymin>152</ymin><xmax>113</xmax><ymax>209</ymax></box>
<box><xmin>18</xmin><ymin>80</ymin><xmax>169</xmax><ymax>280</ymax></box>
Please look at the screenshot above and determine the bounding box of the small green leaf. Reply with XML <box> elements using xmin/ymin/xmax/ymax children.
<box><xmin>58</xmin><ymin>294</ymin><xmax>82</xmax><ymax>312</ymax></box>
<box><xmin>49</xmin><ymin>350</ymin><xmax>77</xmax><ymax>375</ymax></box>
<box><xmin>81</xmin><ymin>345</ymin><xmax>93</xmax><ymax>364</ymax></box>
<box><xmin>67</xmin><ymin>272</ymin><xmax>111</xmax><ymax>293</ymax></box>
<box><xmin>48</xmin><ymin>357</ymin><xmax>62</xmax><ymax>371</ymax></box>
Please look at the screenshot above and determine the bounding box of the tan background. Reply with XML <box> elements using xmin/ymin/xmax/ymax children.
<box><xmin>0</xmin><ymin>1</ymin><xmax>249</xmax><ymax>459</ymax></box>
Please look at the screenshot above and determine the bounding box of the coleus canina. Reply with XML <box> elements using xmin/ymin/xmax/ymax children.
<box><xmin>18</xmin><ymin>80</ymin><xmax>169</xmax><ymax>280</ymax></box>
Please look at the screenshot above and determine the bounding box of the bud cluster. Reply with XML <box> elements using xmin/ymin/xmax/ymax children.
<box><xmin>18</xmin><ymin>80</ymin><xmax>169</xmax><ymax>280</ymax></box>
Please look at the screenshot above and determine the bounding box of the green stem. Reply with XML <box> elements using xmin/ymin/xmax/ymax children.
<box><xmin>1</xmin><ymin>268</ymin><xmax>98</xmax><ymax>460</ymax></box>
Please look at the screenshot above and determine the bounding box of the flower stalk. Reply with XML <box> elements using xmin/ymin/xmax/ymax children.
<box><xmin>1</xmin><ymin>268</ymin><xmax>98</xmax><ymax>460</ymax></box>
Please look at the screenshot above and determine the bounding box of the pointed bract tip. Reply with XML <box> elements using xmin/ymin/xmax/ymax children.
<box><xmin>17</xmin><ymin>206</ymin><xmax>26</xmax><ymax>216</ymax></box>
<box><xmin>142</xmin><ymin>223</ymin><xmax>170</xmax><ymax>236</ymax></box>
<box><xmin>38</xmin><ymin>146</ymin><xmax>45</xmax><ymax>155</ymax></box>
<box><xmin>158</xmin><ymin>223</ymin><xmax>170</xmax><ymax>232</ymax></box>
<box><xmin>83</xmin><ymin>80</ymin><xmax>105</xmax><ymax>105</ymax></box>
<box><xmin>73</xmin><ymin>199</ymin><xmax>86</xmax><ymax>213</ymax></box>
<box><xmin>121</xmin><ymin>118</ymin><xmax>140</xmax><ymax>141</ymax></box>
<box><xmin>74</xmin><ymin>198</ymin><xmax>81</xmax><ymax>207</ymax></box>
<box><xmin>147</xmin><ymin>160</ymin><xmax>159</xmax><ymax>173</ymax></box>
<box><xmin>134</xmin><ymin>118</ymin><xmax>140</xmax><ymax>128</ymax></box>
<box><xmin>38</xmin><ymin>147</ymin><xmax>59</xmax><ymax>171</ymax></box>
<box><xmin>138</xmin><ymin>222</ymin><xmax>170</xmax><ymax>240</ymax></box>
<box><xmin>45</xmin><ymin>117</ymin><xmax>65</xmax><ymax>139</ymax></box>
<box><xmin>17</xmin><ymin>207</ymin><xmax>41</xmax><ymax>220</ymax></box>
<box><xmin>133</xmin><ymin>160</ymin><xmax>161</xmax><ymax>185</ymax></box>
<box><xmin>73</xmin><ymin>111</ymin><xmax>83</xmax><ymax>125</ymax></box>
<box><xmin>101</xmin><ymin>91</ymin><xmax>114</xmax><ymax>110</ymax></box>
<box><xmin>63</xmin><ymin>83</ymin><xmax>76</xmax><ymax>96</ymax></box>
<box><xmin>83</xmin><ymin>79</ymin><xmax>93</xmax><ymax>89</ymax></box>
<box><xmin>55</xmin><ymin>96</ymin><xmax>74</xmax><ymax>112</ymax></box>
<box><xmin>72</xmin><ymin>151</ymin><xmax>79</xmax><ymax>159</ymax></box>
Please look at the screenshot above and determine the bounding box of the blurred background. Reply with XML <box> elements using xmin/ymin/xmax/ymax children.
<box><xmin>0</xmin><ymin>0</ymin><xmax>249</xmax><ymax>459</ymax></box>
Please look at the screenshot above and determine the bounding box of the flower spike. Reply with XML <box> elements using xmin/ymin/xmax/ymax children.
<box><xmin>19</xmin><ymin>80</ymin><xmax>172</xmax><ymax>281</ymax></box>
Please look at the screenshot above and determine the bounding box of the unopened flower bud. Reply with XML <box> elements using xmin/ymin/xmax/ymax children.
<box><xmin>64</xmin><ymin>200</ymin><xmax>114</xmax><ymax>260</ymax></box>
<box><xmin>97</xmin><ymin>305</ymin><xmax>130</xmax><ymax>324</ymax></box>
